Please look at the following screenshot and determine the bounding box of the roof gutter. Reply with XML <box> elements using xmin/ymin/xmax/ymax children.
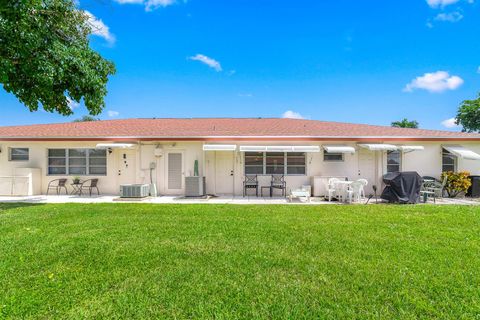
<box><xmin>0</xmin><ymin>135</ymin><xmax>480</xmax><ymax>141</ymax></box>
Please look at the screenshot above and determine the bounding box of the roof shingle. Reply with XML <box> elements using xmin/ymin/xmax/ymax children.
<box><xmin>0</xmin><ymin>118</ymin><xmax>478</xmax><ymax>140</ymax></box>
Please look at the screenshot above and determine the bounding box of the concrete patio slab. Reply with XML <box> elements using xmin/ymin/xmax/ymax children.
<box><xmin>0</xmin><ymin>195</ymin><xmax>478</xmax><ymax>205</ymax></box>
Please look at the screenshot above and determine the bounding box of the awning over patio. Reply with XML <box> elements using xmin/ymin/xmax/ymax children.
<box><xmin>323</xmin><ymin>145</ymin><xmax>356</xmax><ymax>154</ymax></box>
<box><xmin>203</xmin><ymin>144</ymin><xmax>237</xmax><ymax>151</ymax></box>
<box><xmin>397</xmin><ymin>146</ymin><xmax>425</xmax><ymax>152</ymax></box>
<box><xmin>239</xmin><ymin>146</ymin><xmax>320</xmax><ymax>152</ymax></box>
<box><xmin>443</xmin><ymin>145</ymin><xmax>480</xmax><ymax>160</ymax></box>
<box><xmin>358</xmin><ymin>144</ymin><xmax>398</xmax><ymax>151</ymax></box>
<box><xmin>96</xmin><ymin>143</ymin><xmax>136</xmax><ymax>149</ymax></box>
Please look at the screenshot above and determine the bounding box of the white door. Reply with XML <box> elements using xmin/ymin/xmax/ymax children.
<box><xmin>358</xmin><ymin>148</ymin><xmax>376</xmax><ymax>195</ymax></box>
<box><xmin>117</xmin><ymin>149</ymin><xmax>137</xmax><ymax>186</ymax></box>
<box><xmin>215</xmin><ymin>152</ymin><xmax>234</xmax><ymax>195</ymax></box>
<box><xmin>165</xmin><ymin>151</ymin><xmax>184</xmax><ymax>194</ymax></box>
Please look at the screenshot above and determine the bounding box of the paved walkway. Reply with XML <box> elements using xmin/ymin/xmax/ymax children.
<box><xmin>0</xmin><ymin>195</ymin><xmax>478</xmax><ymax>205</ymax></box>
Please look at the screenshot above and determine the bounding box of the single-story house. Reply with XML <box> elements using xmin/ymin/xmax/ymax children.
<box><xmin>0</xmin><ymin>117</ymin><xmax>479</xmax><ymax>197</ymax></box>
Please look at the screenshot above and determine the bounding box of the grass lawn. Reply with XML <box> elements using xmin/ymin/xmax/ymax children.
<box><xmin>1</xmin><ymin>203</ymin><xmax>479</xmax><ymax>319</ymax></box>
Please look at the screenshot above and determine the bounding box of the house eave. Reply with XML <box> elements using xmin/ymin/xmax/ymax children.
<box><xmin>0</xmin><ymin>135</ymin><xmax>479</xmax><ymax>142</ymax></box>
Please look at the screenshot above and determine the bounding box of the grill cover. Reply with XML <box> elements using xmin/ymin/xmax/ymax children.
<box><xmin>381</xmin><ymin>172</ymin><xmax>422</xmax><ymax>204</ymax></box>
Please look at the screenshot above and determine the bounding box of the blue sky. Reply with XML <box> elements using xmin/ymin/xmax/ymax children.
<box><xmin>1</xmin><ymin>0</ymin><xmax>479</xmax><ymax>130</ymax></box>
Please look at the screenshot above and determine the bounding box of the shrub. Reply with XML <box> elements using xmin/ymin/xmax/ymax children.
<box><xmin>441</xmin><ymin>171</ymin><xmax>472</xmax><ymax>198</ymax></box>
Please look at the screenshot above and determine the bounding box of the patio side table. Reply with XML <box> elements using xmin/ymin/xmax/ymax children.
<box><xmin>261</xmin><ymin>186</ymin><xmax>272</xmax><ymax>197</ymax></box>
<box><xmin>71</xmin><ymin>183</ymin><xmax>82</xmax><ymax>195</ymax></box>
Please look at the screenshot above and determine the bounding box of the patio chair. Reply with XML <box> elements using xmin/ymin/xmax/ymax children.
<box><xmin>46</xmin><ymin>178</ymin><xmax>68</xmax><ymax>195</ymax></box>
<box><xmin>271</xmin><ymin>175</ymin><xmax>286</xmax><ymax>197</ymax></box>
<box><xmin>422</xmin><ymin>176</ymin><xmax>439</xmax><ymax>183</ymax></box>
<box><xmin>347</xmin><ymin>181</ymin><xmax>364</xmax><ymax>203</ymax></box>
<box><xmin>243</xmin><ymin>175</ymin><xmax>259</xmax><ymax>197</ymax></box>
<box><xmin>420</xmin><ymin>181</ymin><xmax>437</xmax><ymax>203</ymax></box>
<box><xmin>356</xmin><ymin>179</ymin><xmax>368</xmax><ymax>198</ymax></box>
<box><xmin>79</xmin><ymin>179</ymin><xmax>100</xmax><ymax>196</ymax></box>
<box><xmin>327</xmin><ymin>178</ymin><xmax>340</xmax><ymax>201</ymax></box>
<box><xmin>429</xmin><ymin>176</ymin><xmax>447</xmax><ymax>198</ymax></box>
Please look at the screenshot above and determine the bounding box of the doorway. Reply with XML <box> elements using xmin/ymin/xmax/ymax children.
<box><xmin>117</xmin><ymin>149</ymin><xmax>137</xmax><ymax>186</ymax></box>
<box><xmin>214</xmin><ymin>152</ymin><xmax>234</xmax><ymax>195</ymax></box>
<box><xmin>358</xmin><ymin>148</ymin><xmax>376</xmax><ymax>195</ymax></box>
<box><xmin>165</xmin><ymin>151</ymin><xmax>185</xmax><ymax>194</ymax></box>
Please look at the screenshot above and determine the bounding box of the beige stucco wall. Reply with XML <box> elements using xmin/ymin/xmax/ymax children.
<box><xmin>0</xmin><ymin>141</ymin><xmax>118</xmax><ymax>194</ymax></box>
<box><xmin>1</xmin><ymin>140</ymin><xmax>479</xmax><ymax>196</ymax></box>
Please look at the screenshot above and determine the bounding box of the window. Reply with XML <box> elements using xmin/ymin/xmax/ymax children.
<box><xmin>323</xmin><ymin>151</ymin><xmax>344</xmax><ymax>162</ymax></box>
<box><xmin>244</xmin><ymin>152</ymin><xmax>306</xmax><ymax>175</ymax></box>
<box><xmin>244</xmin><ymin>152</ymin><xmax>264</xmax><ymax>174</ymax></box>
<box><xmin>387</xmin><ymin>150</ymin><xmax>401</xmax><ymax>173</ymax></box>
<box><xmin>48</xmin><ymin>149</ymin><xmax>107</xmax><ymax>175</ymax></box>
<box><xmin>442</xmin><ymin>148</ymin><xmax>456</xmax><ymax>172</ymax></box>
<box><xmin>88</xmin><ymin>149</ymin><xmax>107</xmax><ymax>175</ymax></box>
<box><xmin>9</xmin><ymin>148</ymin><xmax>29</xmax><ymax>161</ymax></box>
<box><xmin>48</xmin><ymin>149</ymin><xmax>67</xmax><ymax>175</ymax></box>
<box><xmin>287</xmin><ymin>152</ymin><xmax>306</xmax><ymax>175</ymax></box>
<box><xmin>266</xmin><ymin>152</ymin><xmax>285</xmax><ymax>174</ymax></box>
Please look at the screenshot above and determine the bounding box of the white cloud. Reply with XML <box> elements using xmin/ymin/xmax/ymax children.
<box><xmin>188</xmin><ymin>54</ymin><xmax>222</xmax><ymax>72</ymax></box>
<box><xmin>403</xmin><ymin>71</ymin><xmax>464</xmax><ymax>93</ymax></box>
<box><xmin>67</xmin><ymin>97</ymin><xmax>79</xmax><ymax>110</ymax></box>
<box><xmin>426</xmin><ymin>0</ymin><xmax>460</xmax><ymax>8</ymax></box>
<box><xmin>107</xmin><ymin>110</ymin><xmax>120</xmax><ymax>117</ymax></box>
<box><xmin>434</xmin><ymin>11</ymin><xmax>463</xmax><ymax>22</ymax></box>
<box><xmin>84</xmin><ymin>11</ymin><xmax>115</xmax><ymax>44</ymax></box>
<box><xmin>145</xmin><ymin>0</ymin><xmax>175</xmax><ymax>11</ymax></box>
<box><xmin>477</xmin><ymin>66</ymin><xmax>480</xmax><ymax>73</ymax></box>
<box><xmin>441</xmin><ymin>117</ymin><xmax>460</xmax><ymax>128</ymax></box>
<box><xmin>113</xmin><ymin>0</ymin><xmax>176</xmax><ymax>11</ymax></box>
<box><xmin>282</xmin><ymin>110</ymin><xmax>305</xmax><ymax>119</ymax></box>
<box><xmin>238</xmin><ymin>93</ymin><xmax>253</xmax><ymax>98</ymax></box>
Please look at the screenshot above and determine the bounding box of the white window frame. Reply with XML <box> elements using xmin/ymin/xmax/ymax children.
<box><xmin>323</xmin><ymin>151</ymin><xmax>344</xmax><ymax>162</ymax></box>
<box><xmin>47</xmin><ymin>148</ymin><xmax>107</xmax><ymax>176</ymax></box>
<box><xmin>244</xmin><ymin>152</ymin><xmax>306</xmax><ymax>176</ymax></box>
<box><xmin>9</xmin><ymin>147</ymin><xmax>29</xmax><ymax>161</ymax></box>
<box><xmin>442</xmin><ymin>148</ymin><xmax>457</xmax><ymax>173</ymax></box>
<box><xmin>386</xmin><ymin>150</ymin><xmax>402</xmax><ymax>173</ymax></box>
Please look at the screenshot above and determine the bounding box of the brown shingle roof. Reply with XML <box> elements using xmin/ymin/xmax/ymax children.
<box><xmin>0</xmin><ymin>118</ymin><xmax>478</xmax><ymax>141</ymax></box>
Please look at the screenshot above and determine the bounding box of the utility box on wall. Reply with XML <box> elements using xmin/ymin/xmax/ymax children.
<box><xmin>0</xmin><ymin>168</ymin><xmax>42</xmax><ymax>196</ymax></box>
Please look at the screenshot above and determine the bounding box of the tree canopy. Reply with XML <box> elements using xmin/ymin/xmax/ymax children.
<box><xmin>455</xmin><ymin>93</ymin><xmax>480</xmax><ymax>132</ymax></box>
<box><xmin>391</xmin><ymin>118</ymin><xmax>419</xmax><ymax>129</ymax></box>
<box><xmin>0</xmin><ymin>0</ymin><xmax>115</xmax><ymax>116</ymax></box>
<box><xmin>72</xmin><ymin>115</ymin><xmax>99</xmax><ymax>122</ymax></box>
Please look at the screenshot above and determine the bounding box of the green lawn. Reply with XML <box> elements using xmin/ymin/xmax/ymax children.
<box><xmin>1</xmin><ymin>204</ymin><xmax>479</xmax><ymax>319</ymax></box>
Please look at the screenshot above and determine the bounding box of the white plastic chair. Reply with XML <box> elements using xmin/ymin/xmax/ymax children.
<box><xmin>347</xmin><ymin>181</ymin><xmax>364</xmax><ymax>203</ymax></box>
<box><xmin>327</xmin><ymin>178</ymin><xmax>340</xmax><ymax>201</ymax></box>
<box><xmin>336</xmin><ymin>182</ymin><xmax>349</xmax><ymax>203</ymax></box>
<box><xmin>356</xmin><ymin>179</ymin><xmax>368</xmax><ymax>198</ymax></box>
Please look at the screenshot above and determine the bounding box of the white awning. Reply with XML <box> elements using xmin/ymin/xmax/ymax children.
<box><xmin>239</xmin><ymin>146</ymin><xmax>320</xmax><ymax>152</ymax></box>
<box><xmin>291</xmin><ymin>146</ymin><xmax>320</xmax><ymax>152</ymax></box>
<box><xmin>323</xmin><ymin>145</ymin><xmax>356</xmax><ymax>154</ymax></box>
<box><xmin>203</xmin><ymin>144</ymin><xmax>237</xmax><ymax>151</ymax></box>
<box><xmin>239</xmin><ymin>146</ymin><xmax>267</xmax><ymax>152</ymax></box>
<box><xmin>443</xmin><ymin>145</ymin><xmax>480</xmax><ymax>160</ymax></box>
<box><xmin>358</xmin><ymin>144</ymin><xmax>398</xmax><ymax>151</ymax></box>
<box><xmin>96</xmin><ymin>143</ymin><xmax>136</xmax><ymax>149</ymax></box>
<box><xmin>397</xmin><ymin>145</ymin><xmax>425</xmax><ymax>152</ymax></box>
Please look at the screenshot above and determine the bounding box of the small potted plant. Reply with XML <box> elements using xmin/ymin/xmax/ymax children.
<box><xmin>72</xmin><ymin>176</ymin><xmax>81</xmax><ymax>185</ymax></box>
